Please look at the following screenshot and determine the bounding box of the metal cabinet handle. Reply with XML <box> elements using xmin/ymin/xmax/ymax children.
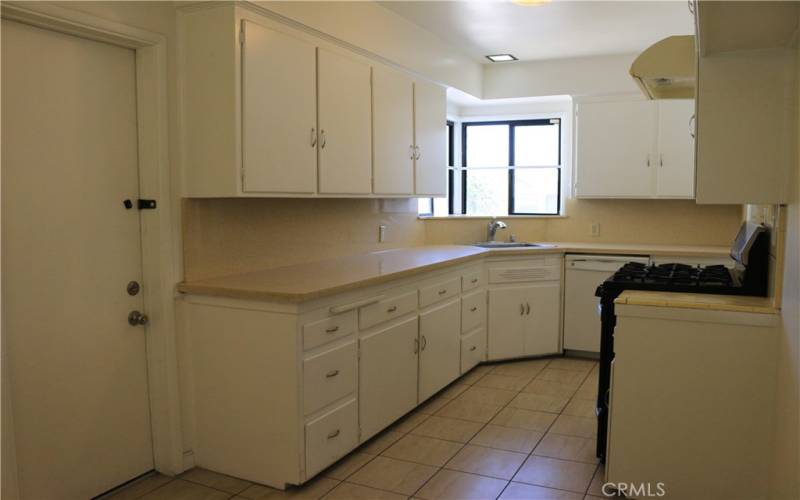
<box><xmin>525</xmin><ymin>303</ymin><xmax>531</xmax><ymax>315</ymax></box>
<box><xmin>471</xmin><ymin>278</ymin><xmax>478</xmax><ymax>284</ymax></box>
<box><xmin>413</xmin><ymin>338</ymin><xmax>419</xmax><ymax>354</ymax></box>
<box><xmin>415</xmin><ymin>146</ymin><xmax>421</xmax><ymax>160</ymax></box>
<box><xmin>470</xmin><ymin>345</ymin><xmax>477</xmax><ymax>352</ymax></box>
<box><xmin>659</xmin><ymin>153</ymin><xmax>663</xmax><ymax>167</ymax></box>
<box><xmin>520</xmin><ymin>303</ymin><xmax>525</xmax><ymax>315</ymax></box>
<box><xmin>688</xmin><ymin>0</ymin><xmax>695</xmax><ymax>15</ymax></box>
<box><xmin>128</xmin><ymin>310</ymin><xmax>149</xmax><ymax>326</ymax></box>
<box><xmin>387</xmin><ymin>306</ymin><xmax>397</xmax><ymax>313</ymax></box>
<box><xmin>438</xmin><ymin>289</ymin><xmax>447</xmax><ymax>295</ymax></box>
<box><xmin>470</xmin><ymin>306</ymin><xmax>478</xmax><ymax>312</ymax></box>
<box><xmin>320</xmin><ymin>129</ymin><xmax>326</xmax><ymax>149</ymax></box>
<box><xmin>327</xmin><ymin>429</ymin><xmax>340</xmax><ymax>439</ymax></box>
<box><xmin>311</xmin><ymin>127</ymin><xmax>317</xmax><ymax>147</ymax></box>
<box><xmin>409</xmin><ymin>145</ymin><xmax>415</xmax><ymax>160</ymax></box>
<box><xmin>326</xmin><ymin>369</ymin><xmax>339</xmax><ymax>378</ymax></box>
<box><xmin>689</xmin><ymin>114</ymin><xmax>696</xmax><ymax>139</ymax></box>
<box><xmin>421</xmin><ymin>335</ymin><xmax>427</xmax><ymax>351</ymax></box>
<box><xmin>325</xmin><ymin>326</ymin><xmax>339</xmax><ymax>334</ymax></box>
<box><xmin>646</xmin><ymin>154</ymin><xmax>651</xmax><ymax>167</ymax></box>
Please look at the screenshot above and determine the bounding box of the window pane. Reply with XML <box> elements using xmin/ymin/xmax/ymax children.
<box><xmin>512</xmin><ymin>168</ymin><xmax>559</xmax><ymax>214</ymax></box>
<box><xmin>433</xmin><ymin>197</ymin><xmax>449</xmax><ymax>216</ymax></box>
<box><xmin>515</xmin><ymin>124</ymin><xmax>559</xmax><ymax>166</ymax></box>
<box><xmin>466</xmin><ymin>169</ymin><xmax>508</xmax><ymax>216</ymax></box>
<box><xmin>417</xmin><ymin>198</ymin><xmax>433</xmax><ymax>215</ymax></box>
<box><xmin>466</xmin><ymin>125</ymin><xmax>509</xmax><ymax>167</ymax></box>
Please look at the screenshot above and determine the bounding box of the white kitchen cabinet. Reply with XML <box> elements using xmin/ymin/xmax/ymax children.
<box><xmin>317</xmin><ymin>49</ymin><xmax>372</xmax><ymax>195</ymax></box>
<box><xmin>575</xmin><ymin>99</ymin><xmax>695</xmax><ymax>199</ymax></box>
<box><xmin>487</xmin><ymin>257</ymin><xmax>562</xmax><ymax>360</ymax></box>
<box><xmin>418</xmin><ymin>298</ymin><xmax>461</xmax><ymax>402</ymax></box>
<box><xmin>656</xmin><ymin>100</ymin><xmax>696</xmax><ymax>198</ymax></box>
<box><xmin>241</xmin><ymin>20</ymin><xmax>317</xmax><ymax>194</ymax></box>
<box><xmin>414</xmin><ymin>80</ymin><xmax>447</xmax><ymax>196</ymax></box>
<box><xmin>372</xmin><ymin>66</ymin><xmax>414</xmax><ymax>195</ymax></box>
<box><xmin>359</xmin><ymin>316</ymin><xmax>419</xmax><ymax>440</ymax></box>
<box><xmin>461</xmin><ymin>327</ymin><xmax>487</xmax><ymax>374</ymax></box>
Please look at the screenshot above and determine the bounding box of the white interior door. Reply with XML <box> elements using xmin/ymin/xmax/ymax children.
<box><xmin>418</xmin><ymin>299</ymin><xmax>461</xmax><ymax>402</ymax></box>
<box><xmin>413</xmin><ymin>80</ymin><xmax>447</xmax><ymax>196</ymax></box>
<box><xmin>575</xmin><ymin>100</ymin><xmax>657</xmax><ymax>198</ymax></box>
<box><xmin>318</xmin><ymin>48</ymin><xmax>372</xmax><ymax>194</ymax></box>
<box><xmin>372</xmin><ymin>65</ymin><xmax>414</xmax><ymax>194</ymax></box>
<box><xmin>359</xmin><ymin>317</ymin><xmax>419</xmax><ymax>441</ymax></box>
<box><xmin>242</xmin><ymin>20</ymin><xmax>317</xmax><ymax>194</ymax></box>
<box><xmin>2</xmin><ymin>20</ymin><xmax>154</xmax><ymax>499</ymax></box>
<box><xmin>656</xmin><ymin>100</ymin><xmax>696</xmax><ymax>198</ymax></box>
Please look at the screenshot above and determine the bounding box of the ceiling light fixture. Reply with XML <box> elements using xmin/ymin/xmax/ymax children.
<box><xmin>486</xmin><ymin>54</ymin><xmax>518</xmax><ymax>62</ymax></box>
<box><xmin>512</xmin><ymin>0</ymin><xmax>552</xmax><ymax>6</ymax></box>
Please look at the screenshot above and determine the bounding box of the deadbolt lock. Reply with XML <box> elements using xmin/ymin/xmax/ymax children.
<box><xmin>127</xmin><ymin>281</ymin><xmax>141</xmax><ymax>296</ymax></box>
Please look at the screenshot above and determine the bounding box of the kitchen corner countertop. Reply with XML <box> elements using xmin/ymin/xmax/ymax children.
<box><xmin>177</xmin><ymin>242</ymin><xmax>732</xmax><ymax>303</ymax></box>
<box><xmin>614</xmin><ymin>290</ymin><xmax>778</xmax><ymax>314</ymax></box>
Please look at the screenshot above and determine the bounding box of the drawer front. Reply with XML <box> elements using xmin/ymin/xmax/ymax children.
<box><xmin>488</xmin><ymin>265</ymin><xmax>560</xmax><ymax>284</ymax></box>
<box><xmin>462</xmin><ymin>270</ymin><xmax>483</xmax><ymax>292</ymax></box>
<box><xmin>359</xmin><ymin>291</ymin><xmax>417</xmax><ymax>330</ymax></box>
<box><xmin>303</xmin><ymin>341</ymin><xmax>357</xmax><ymax>415</ymax></box>
<box><xmin>461</xmin><ymin>290</ymin><xmax>486</xmax><ymax>333</ymax></box>
<box><xmin>303</xmin><ymin>311</ymin><xmax>356</xmax><ymax>350</ymax></box>
<box><xmin>419</xmin><ymin>277</ymin><xmax>461</xmax><ymax>308</ymax></box>
<box><xmin>461</xmin><ymin>327</ymin><xmax>486</xmax><ymax>374</ymax></box>
<box><xmin>305</xmin><ymin>399</ymin><xmax>358</xmax><ymax>477</ymax></box>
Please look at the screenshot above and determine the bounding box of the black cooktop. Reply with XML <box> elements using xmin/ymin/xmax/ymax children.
<box><xmin>606</xmin><ymin>261</ymin><xmax>738</xmax><ymax>291</ymax></box>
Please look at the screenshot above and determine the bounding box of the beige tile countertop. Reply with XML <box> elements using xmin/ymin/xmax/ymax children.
<box><xmin>615</xmin><ymin>290</ymin><xmax>778</xmax><ymax>314</ymax></box>
<box><xmin>177</xmin><ymin>242</ymin><xmax>732</xmax><ymax>303</ymax></box>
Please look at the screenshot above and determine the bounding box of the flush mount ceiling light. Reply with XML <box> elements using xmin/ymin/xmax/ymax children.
<box><xmin>486</xmin><ymin>54</ymin><xmax>518</xmax><ymax>62</ymax></box>
<box><xmin>512</xmin><ymin>0</ymin><xmax>552</xmax><ymax>5</ymax></box>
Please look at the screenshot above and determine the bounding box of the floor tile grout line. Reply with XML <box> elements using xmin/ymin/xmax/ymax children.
<box><xmin>129</xmin><ymin>476</ymin><xmax>175</xmax><ymax>500</ymax></box>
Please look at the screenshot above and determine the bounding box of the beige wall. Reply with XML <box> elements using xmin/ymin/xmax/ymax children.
<box><xmin>424</xmin><ymin>198</ymin><xmax>743</xmax><ymax>247</ymax></box>
<box><xmin>768</xmin><ymin>24</ymin><xmax>800</xmax><ymax>500</ymax></box>
<box><xmin>182</xmin><ymin>198</ymin><xmax>425</xmax><ymax>280</ymax></box>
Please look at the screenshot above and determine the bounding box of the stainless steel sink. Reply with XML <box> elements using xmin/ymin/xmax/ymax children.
<box><xmin>473</xmin><ymin>242</ymin><xmax>554</xmax><ymax>249</ymax></box>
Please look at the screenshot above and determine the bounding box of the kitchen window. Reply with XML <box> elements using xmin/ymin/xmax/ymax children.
<box><xmin>419</xmin><ymin>118</ymin><xmax>562</xmax><ymax>217</ymax></box>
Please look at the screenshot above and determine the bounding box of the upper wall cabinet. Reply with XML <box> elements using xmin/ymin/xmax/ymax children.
<box><xmin>574</xmin><ymin>99</ymin><xmax>695</xmax><ymax>199</ymax></box>
<box><xmin>180</xmin><ymin>4</ymin><xmax>446</xmax><ymax>198</ymax></box>
<box><xmin>693</xmin><ymin>1</ymin><xmax>798</xmax><ymax>204</ymax></box>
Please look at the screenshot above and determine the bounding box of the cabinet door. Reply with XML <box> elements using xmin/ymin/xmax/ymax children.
<box><xmin>419</xmin><ymin>298</ymin><xmax>461</xmax><ymax>402</ymax></box>
<box><xmin>656</xmin><ymin>100</ymin><xmax>695</xmax><ymax>198</ymax></box>
<box><xmin>359</xmin><ymin>316</ymin><xmax>419</xmax><ymax>441</ymax></box>
<box><xmin>241</xmin><ymin>21</ymin><xmax>317</xmax><ymax>194</ymax></box>
<box><xmin>575</xmin><ymin>100</ymin><xmax>657</xmax><ymax>198</ymax></box>
<box><xmin>487</xmin><ymin>286</ymin><xmax>526</xmax><ymax>361</ymax></box>
<box><xmin>413</xmin><ymin>81</ymin><xmax>447</xmax><ymax>196</ymax></box>
<box><xmin>523</xmin><ymin>283</ymin><xmax>561</xmax><ymax>356</ymax></box>
<box><xmin>373</xmin><ymin>65</ymin><xmax>414</xmax><ymax>194</ymax></box>
<box><xmin>318</xmin><ymin>48</ymin><xmax>372</xmax><ymax>194</ymax></box>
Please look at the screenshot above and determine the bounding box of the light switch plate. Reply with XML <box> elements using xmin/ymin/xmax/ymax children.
<box><xmin>591</xmin><ymin>223</ymin><xmax>601</xmax><ymax>237</ymax></box>
<box><xmin>379</xmin><ymin>224</ymin><xmax>387</xmax><ymax>242</ymax></box>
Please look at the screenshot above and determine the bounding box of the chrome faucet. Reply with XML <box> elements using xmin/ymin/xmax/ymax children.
<box><xmin>487</xmin><ymin>219</ymin><xmax>508</xmax><ymax>242</ymax></box>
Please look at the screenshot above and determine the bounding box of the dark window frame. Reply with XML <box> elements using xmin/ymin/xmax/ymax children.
<box><xmin>461</xmin><ymin>118</ymin><xmax>561</xmax><ymax>216</ymax></box>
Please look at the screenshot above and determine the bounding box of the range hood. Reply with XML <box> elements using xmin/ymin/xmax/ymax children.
<box><xmin>630</xmin><ymin>35</ymin><xmax>696</xmax><ymax>99</ymax></box>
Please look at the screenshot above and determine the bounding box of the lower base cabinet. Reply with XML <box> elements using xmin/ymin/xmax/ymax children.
<box><xmin>461</xmin><ymin>327</ymin><xmax>487</xmax><ymax>373</ymax></box>
<box><xmin>359</xmin><ymin>316</ymin><xmax>419</xmax><ymax>441</ymax></box>
<box><xmin>305</xmin><ymin>399</ymin><xmax>358</xmax><ymax>477</ymax></box>
<box><xmin>419</xmin><ymin>298</ymin><xmax>461</xmax><ymax>402</ymax></box>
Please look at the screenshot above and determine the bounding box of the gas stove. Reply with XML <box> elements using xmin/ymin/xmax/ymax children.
<box><xmin>593</xmin><ymin>222</ymin><xmax>771</xmax><ymax>463</ymax></box>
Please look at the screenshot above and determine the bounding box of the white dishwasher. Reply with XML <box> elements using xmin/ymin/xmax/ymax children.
<box><xmin>563</xmin><ymin>254</ymin><xmax>649</xmax><ymax>353</ymax></box>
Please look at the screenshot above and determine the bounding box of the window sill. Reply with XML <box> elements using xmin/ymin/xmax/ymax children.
<box><xmin>418</xmin><ymin>215</ymin><xmax>568</xmax><ymax>220</ymax></box>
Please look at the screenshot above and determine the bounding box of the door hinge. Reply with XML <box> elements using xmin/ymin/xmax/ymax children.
<box><xmin>138</xmin><ymin>199</ymin><xmax>157</xmax><ymax>210</ymax></box>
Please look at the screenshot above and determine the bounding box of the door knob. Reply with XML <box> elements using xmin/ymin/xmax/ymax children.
<box><xmin>128</xmin><ymin>310</ymin><xmax>149</xmax><ymax>326</ymax></box>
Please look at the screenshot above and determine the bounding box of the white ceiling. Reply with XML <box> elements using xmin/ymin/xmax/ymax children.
<box><xmin>379</xmin><ymin>1</ymin><xmax>694</xmax><ymax>63</ymax></box>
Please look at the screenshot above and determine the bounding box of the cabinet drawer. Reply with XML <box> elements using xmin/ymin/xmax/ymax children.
<box><xmin>461</xmin><ymin>327</ymin><xmax>486</xmax><ymax>374</ymax></box>
<box><xmin>359</xmin><ymin>291</ymin><xmax>417</xmax><ymax>329</ymax></box>
<box><xmin>305</xmin><ymin>399</ymin><xmax>358</xmax><ymax>477</ymax></box>
<box><xmin>419</xmin><ymin>277</ymin><xmax>461</xmax><ymax>308</ymax></box>
<box><xmin>462</xmin><ymin>270</ymin><xmax>483</xmax><ymax>292</ymax></box>
<box><xmin>303</xmin><ymin>311</ymin><xmax>356</xmax><ymax>350</ymax></box>
<box><xmin>461</xmin><ymin>290</ymin><xmax>486</xmax><ymax>333</ymax></box>
<box><xmin>303</xmin><ymin>342</ymin><xmax>357</xmax><ymax>415</ymax></box>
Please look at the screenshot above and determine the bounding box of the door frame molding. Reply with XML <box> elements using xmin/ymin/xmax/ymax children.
<box><xmin>1</xmin><ymin>1</ymin><xmax>184</xmax><ymax>494</ymax></box>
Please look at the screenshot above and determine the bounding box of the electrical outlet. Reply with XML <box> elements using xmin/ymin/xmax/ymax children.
<box><xmin>591</xmin><ymin>223</ymin><xmax>601</xmax><ymax>237</ymax></box>
<box><xmin>379</xmin><ymin>224</ymin><xmax>387</xmax><ymax>243</ymax></box>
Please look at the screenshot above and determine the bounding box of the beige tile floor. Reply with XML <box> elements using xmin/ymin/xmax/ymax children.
<box><xmin>107</xmin><ymin>356</ymin><xmax>613</xmax><ymax>500</ymax></box>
